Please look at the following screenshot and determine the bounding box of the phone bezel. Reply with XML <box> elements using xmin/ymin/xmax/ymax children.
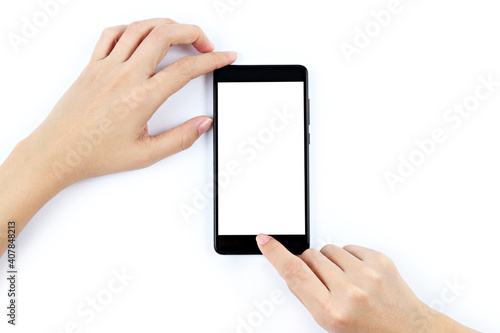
<box><xmin>213</xmin><ymin>65</ymin><xmax>310</xmax><ymax>255</ymax></box>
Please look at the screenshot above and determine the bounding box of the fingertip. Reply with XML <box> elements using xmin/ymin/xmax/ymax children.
<box><xmin>256</xmin><ymin>234</ymin><xmax>272</xmax><ymax>246</ymax></box>
<box><xmin>224</xmin><ymin>51</ymin><xmax>238</xmax><ymax>63</ymax></box>
<box><xmin>207</xmin><ymin>40</ymin><xmax>216</xmax><ymax>51</ymax></box>
<box><xmin>194</xmin><ymin>39</ymin><xmax>216</xmax><ymax>54</ymax></box>
<box><xmin>197</xmin><ymin>117</ymin><xmax>213</xmax><ymax>136</ymax></box>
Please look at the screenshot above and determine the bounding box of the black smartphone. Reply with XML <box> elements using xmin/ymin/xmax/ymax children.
<box><xmin>213</xmin><ymin>65</ymin><xmax>310</xmax><ymax>255</ymax></box>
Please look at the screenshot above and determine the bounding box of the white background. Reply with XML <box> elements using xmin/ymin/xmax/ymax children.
<box><xmin>218</xmin><ymin>82</ymin><xmax>305</xmax><ymax>235</ymax></box>
<box><xmin>0</xmin><ymin>0</ymin><xmax>499</xmax><ymax>332</ymax></box>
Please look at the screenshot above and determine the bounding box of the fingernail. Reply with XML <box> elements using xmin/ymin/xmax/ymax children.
<box><xmin>224</xmin><ymin>51</ymin><xmax>238</xmax><ymax>60</ymax></box>
<box><xmin>208</xmin><ymin>40</ymin><xmax>216</xmax><ymax>50</ymax></box>
<box><xmin>198</xmin><ymin>118</ymin><xmax>213</xmax><ymax>136</ymax></box>
<box><xmin>256</xmin><ymin>234</ymin><xmax>271</xmax><ymax>246</ymax></box>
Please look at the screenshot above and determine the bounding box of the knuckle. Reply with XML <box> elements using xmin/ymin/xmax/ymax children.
<box><xmin>191</xmin><ymin>24</ymin><xmax>203</xmax><ymax>35</ymax></box>
<box><xmin>317</xmin><ymin>286</ymin><xmax>370</xmax><ymax>331</ymax></box>
<box><xmin>342</xmin><ymin>244</ymin><xmax>356</xmax><ymax>252</ymax></box>
<box><xmin>127</xmin><ymin>21</ymin><xmax>144</xmax><ymax>34</ymax></box>
<box><xmin>150</xmin><ymin>24</ymin><xmax>172</xmax><ymax>41</ymax></box>
<box><xmin>376</xmin><ymin>251</ymin><xmax>395</xmax><ymax>268</ymax></box>
<box><xmin>320</xmin><ymin>244</ymin><xmax>335</xmax><ymax>254</ymax></box>
<box><xmin>121</xmin><ymin>84</ymin><xmax>148</xmax><ymax>109</ymax></box>
<box><xmin>301</xmin><ymin>248</ymin><xmax>327</xmax><ymax>263</ymax></box>
<box><xmin>163</xmin><ymin>18</ymin><xmax>176</xmax><ymax>24</ymax></box>
<box><xmin>175</xmin><ymin>57</ymin><xmax>196</xmax><ymax>78</ymax></box>
<box><xmin>178</xmin><ymin>129</ymin><xmax>194</xmax><ymax>151</ymax></box>
<box><xmin>329</xmin><ymin>311</ymin><xmax>351</xmax><ymax>331</ymax></box>
<box><xmin>283</xmin><ymin>260</ymin><xmax>308</xmax><ymax>285</ymax></box>
<box><xmin>300</xmin><ymin>248</ymin><xmax>316</xmax><ymax>260</ymax></box>
<box><xmin>149</xmin><ymin>73</ymin><xmax>165</xmax><ymax>88</ymax></box>
<box><xmin>345</xmin><ymin>285</ymin><xmax>369</xmax><ymax>304</ymax></box>
<box><xmin>101</xmin><ymin>27</ymin><xmax>116</xmax><ymax>38</ymax></box>
<box><xmin>363</xmin><ymin>266</ymin><xmax>383</xmax><ymax>285</ymax></box>
<box><xmin>319</xmin><ymin>306</ymin><xmax>348</xmax><ymax>332</ymax></box>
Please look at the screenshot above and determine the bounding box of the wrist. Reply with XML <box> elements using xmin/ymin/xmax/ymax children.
<box><xmin>0</xmin><ymin>136</ymin><xmax>71</xmax><ymax>255</ymax></box>
<box><xmin>11</xmin><ymin>134</ymin><xmax>74</xmax><ymax>194</ymax></box>
<box><xmin>24</xmin><ymin>126</ymin><xmax>86</xmax><ymax>188</ymax></box>
<box><xmin>422</xmin><ymin>305</ymin><xmax>479</xmax><ymax>333</ymax></box>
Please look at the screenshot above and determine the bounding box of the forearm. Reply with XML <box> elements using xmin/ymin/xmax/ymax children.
<box><xmin>434</xmin><ymin>312</ymin><xmax>480</xmax><ymax>333</ymax></box>
<box><xmin>0</xmin><ymin>136</ymin><xmax>67</xmax><ymax>256</ymax></box>
<box><xmin>421</xmin><ymin>304</ymin><xmax>480</xmax><ymax>333</ymax></box>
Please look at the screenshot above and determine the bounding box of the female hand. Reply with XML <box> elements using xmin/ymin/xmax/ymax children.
<box><xmin>30</xmin><ymin>17</ymin><xmax>237</xmax><ymax>187</ymax></box>
<box><xmin>256</xmin><ymin>235</ymin><xmax>478</xmax><ymax>333</ymax></box>
<box><xmin>0</xmin><ymin>18</ymin><xmax>236</xmax><ymax>254</ymax></box>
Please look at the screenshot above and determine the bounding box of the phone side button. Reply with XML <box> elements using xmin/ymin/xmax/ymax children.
<box><xmin>308</xmin><ymin>133</ymin><xmax>310</xmax><ymax>144</ymax></box>
<box><xmin>307</xmin><ymin>99</ymin><xmax>310</xmax><ymax>125</ymax></box>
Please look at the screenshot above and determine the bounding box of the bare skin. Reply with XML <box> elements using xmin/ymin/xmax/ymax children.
<box><xmin>256</xmin><ymin>235</ymin><xmax>479</xmax><ymax>333</ymax></box>
<box><xmin>0</xmin><ymin>17</ymin><xmax>480</xmax><ymax>333</ymax></box>
<box><xmin>0</xmin><ymin>18</ymin><xmax>237</xmax><ymax>253</ymax></box>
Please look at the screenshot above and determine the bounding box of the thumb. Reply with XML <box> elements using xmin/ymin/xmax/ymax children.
<box><xmin>147</xmin><ymin>115</ymin><xmax>213</xmax><ymax>163</ymax></box>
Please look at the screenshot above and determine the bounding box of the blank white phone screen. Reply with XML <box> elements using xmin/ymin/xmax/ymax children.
<box><xmin>217</xmin><ymin>82</ymin><xmax>305</xmax><ymax>235</ymax></box>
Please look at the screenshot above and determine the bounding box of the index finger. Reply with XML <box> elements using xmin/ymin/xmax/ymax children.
<box><xmin>130</xmin><ymin>23</ymin><xmax>215</xmax><ymax>72</ymax></box>
<box><xmin>257</xmin><ymin>235</ymin><xmax>331</xmax><ymax>314</ymax></box>
<box><xmin>143</xmin><ymin>51</ymin><xmax>236</xmax><ymax>113</ymax></box>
